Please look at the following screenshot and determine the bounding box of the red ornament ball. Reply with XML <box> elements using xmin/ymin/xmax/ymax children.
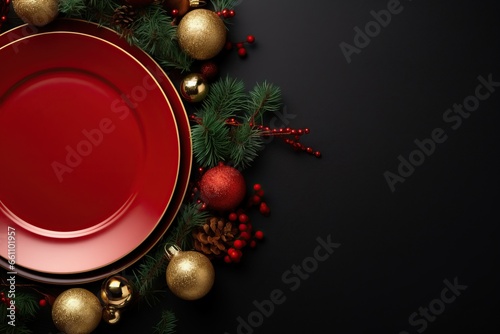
<box><xmin>199</xmin><ymin>164</ymin><xmax>246</xmax><ymax>212</ymax></box>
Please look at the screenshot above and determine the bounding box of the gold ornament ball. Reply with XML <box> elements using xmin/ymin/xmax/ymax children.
<box><xmin>166</xmin><ymin>245</ymin><xmax>215</xmax><ymax>300</ymax></box>
<box><xmin>100</xmin><ymin>275</ymin><xmax>133</xmax><ymax>309</ymax></box>
<box><xmin>102</xmin><ymin>306</ymin><xmax>121</xmax><ymax>325</ymax></box>
<box><xmin>180</xmin><ymin>73</ymin><xmax>209</xmax><ymax>103</ymax></box>
<box><xmin>13</xmin><ymin>0</ymin><xmax>59</xmax><ymax>27</ymax></box>
<box><xmin>52</xmin><ymin>288</ymin><xmax>102</xmax><ymax>334</ymax></box>
<box><xmin>177</xmin><ymin>9</ymin><xmax>227</xmax><ymax>60</ymax></box>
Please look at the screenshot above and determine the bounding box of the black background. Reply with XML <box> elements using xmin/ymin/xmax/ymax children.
<box><xmin>2</xmin><ymin>0</ymin><xmax>500</xmax><ymax>333</ymax></box>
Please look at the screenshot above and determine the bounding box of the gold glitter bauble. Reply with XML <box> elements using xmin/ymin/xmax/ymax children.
<box><xmin>12</xmin><ymin>0</ymin><xmax>59</xmax><ymax>27</ymax></box>
<box><xmin>52</xmin><ymin>288</ymin><xmax>102</xmax><ymax>334</ymax></box>
<box><xmin>177</xmin><ymin>9</ymin><xmax>227</xmax><ymax>60</ymax></box>
<box><xmin>180</xmin><ymin>73</ymin><xmax>209</xmax><ymax>103</ymax></box>
<box><xmin>165</xmin><ymin>245</ymin><xmax>215</xmax><ymax>300</ymax></box>
<box><xmin>100</xmin><ymin>275</ymin><xmax>133</xmax><ymax>309</ymax></box>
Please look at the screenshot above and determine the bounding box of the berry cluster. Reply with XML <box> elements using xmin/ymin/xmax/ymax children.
<box><xmin>224</xmin><ymin>183</ymin><xmax>268</xmax><ymax>264</ymax></box>
<box><xmin>216</xmin><ymin>8</ymin><xmax>235</xmax><ymax>19</ymax></box>
<box><xmin>225</xmin><ymin>35</ymin><xmax>255</xmax><ymax>58</ymax></box>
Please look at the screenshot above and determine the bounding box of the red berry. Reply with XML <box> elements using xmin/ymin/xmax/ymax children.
<box><xmin>256</xmin><ymin>189</ymin><xmax>265</xmax><ymax>197</ymax></box>
<box><xmin>240</xmin><ymin>231</ymin><xmax>251</xmax><ymax>240</ymax></box>
<box><xmin>238</xmin><ymin>223</ymin><xmax>247</xmax><ymax>232</ymax></box>
<box><xmin>229</xmin><ymin>9</ymin><xmax>235</xmax><ymax>17</ymax></box>
<box><xmin>238</xmin><ymin>213</ymin><xmax>249</xmax><ymax>224</ymax></box>
<box><xmin>253</xmin><ymin>184</ymin><xmax>262</xmax><ymax>191</ymax></box>
<box><xmin>246</xmin><ymin>35</ymin><xmax>255</xmax><ymax>43</ymax></box>
<box><xmin>229</xmin><ymin>249</ymin><xmax>241</xmax><ymax>261</ymax></box>
<box><xmin>259</xmin><ymin>202</ymin><xmax>270</xmax><ymax>216</ymax></box>
<box><xmin>254</xmin><ymin>230</ymin><xmax>264</xmax><ymax>240</ymax></box>
<box><xmin>237</xmin><ymin>47</ymin><xmax>247</xmax><ymax>57</ymax></box>
<box><xmin>251</xmin><ymin>194</ymin><xmax>261</xmax><ymax>205</ymax></box>
<box><xmin>250</xmin><ymin>240</ymin><xmax>257</xmax><ymax>248</ymax></box>
<box><xmin>225</xmin><ymin>41</ymin><xmax>233</xmax><ymax>50</ymax></box>
<box><xmin>229</xmin><ymin>212</ymin><xmax>238</xmax><ymax>221</ymax></box>
<box><xmin>171</xmin><ymin>9</ymin><xmax>179</xmax><ymax>17</ymax></box>
<box><xmin>233</xmin><ymin>239</ymin><xmax>244</xmax><ymax>249</ymax></box>
<box><xmin>224</xmin><ymin>255</ymin><xmax>232</xmax><ymax>263</ymax></box>
<box><xmin>39</xmin><ymin>299</ymin><xmax>47</xmax><ymax>307</ymax></box>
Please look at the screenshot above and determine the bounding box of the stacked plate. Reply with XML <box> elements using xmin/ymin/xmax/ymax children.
<box><xmin>0</xmin><ymin>19</ymin><xmax>192</xmax><ymax>284</ymax></box>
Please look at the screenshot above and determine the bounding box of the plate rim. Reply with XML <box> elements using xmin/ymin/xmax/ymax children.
<box><xmin>0</xmin><ymin>28</ymin><xmax>182</xmax><ymax>275</ymax></box>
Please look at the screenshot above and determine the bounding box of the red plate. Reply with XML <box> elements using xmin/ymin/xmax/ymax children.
<box><xmin>0</xmin><ymin>31</ymin><xmax>180</xmax><ymax>274</ymax></box>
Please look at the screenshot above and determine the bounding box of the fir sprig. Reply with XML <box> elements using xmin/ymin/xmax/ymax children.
<box><xmin>211</xmin><ymin>0</ymin><xmax>239</xmax><ymax>11</ymax></box>
<box><xmin>247</xmin><ymin>82</ymin><xmax>282</xmax><ymax>124</ymax></box>
<box><xmin>0</xmin><ymin>289</ymin><xmax>39</xmax><ymax>334</ymax></box>
<box><xmin>199</xmin><ymin>76</ymin><xmax>248</xmax><ymax>119</ymax></box>
<box><xmin>153</xmin><ymin>310</ymin><xmax>178</xmax><ymax>334</ymax></box>
<box><xmin>229</xmin><ymin>124</ymin><xmax>264</xmax><ymax>169</ymax></box>
<box><xmin>191</xmin><ymin>77</ymin><xmax>283</xmax><ymax>169</ymax></box>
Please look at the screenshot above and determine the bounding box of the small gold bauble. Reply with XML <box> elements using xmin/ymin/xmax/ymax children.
<box><xmin>102</xmin><ymin>306</ymin><xmax>121</xmax><ymax>325</ymax></box>
<box><xmin>177</xmin><ymin>9</ymin><xmax>227</xmax><ymax>60</ymax></box>
<box><xmin>100</xmin><ymin>275</ymin><xmax>133</xmax><ymax>309</ymax></box>
<box><xmin>165</xmin><ymin>245</ymin><xmax>215</xmax><ymax>300</ymax></box>
<box><xmin>12</xmin><ymin>0</ymin><xmax>59</xmax><ymax>27</ymax></box>
<box><xmin>180</xmin><ymin>73</ymin><xmax>209</xmax><ymax>103</ymax></box>
<box><xmin>52</xmin><ymin>288</ymin><xmax>102</xmax><ymax>334</ymax></box>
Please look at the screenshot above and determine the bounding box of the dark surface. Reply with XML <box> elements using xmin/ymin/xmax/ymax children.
<box><xmin>2</xmin><ymin>0</ymin><xmax>500</xmax><ymax>333</ymax></box>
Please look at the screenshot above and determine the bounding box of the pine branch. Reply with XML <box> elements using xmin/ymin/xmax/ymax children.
<box><xmin>230</xmin><ymin>123</ymin><xmax>264</xmax><ymax>169</ymax></box>
<box><xmin>58</xmin><ymin>0</ymin><xmax>87</xmax><ymax>17</ymax></box>
<box><xmin>192</xmin><ymin>112</ymin><xmax>232</xmax><ymax>168</ymax></box>
<box><xmin>199</xmin><ymin>76</ymin><xmax>248</xmax><ymax>120</ymax></box>
<box><xmin>247</xmin><ymin>82</ymin><xmax>282</xmax><ymax>124</ymax></box>
<box><xmin>211</xmin><ymin>0</ymin><xmax>240</xmax><ymax>11</ymax></box>
<box><xmin>153</xmin><ymin>310</ymin><xmax>177</xmax><ymax>334</ymax></box>
<box><xmin>131</xmin><ymin>5</ymin><xmax>193</xmax><ymax>71</ymax></box>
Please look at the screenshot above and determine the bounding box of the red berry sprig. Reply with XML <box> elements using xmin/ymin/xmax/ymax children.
<box><xmin>216</xmin><ymin>8</ymin><xmax>236</xmax><ymax>19</ymax></box>
<box><xmin>1</xmin><ymin>0</ymin><xmax>10</xmax><ymax>30</ymax></box>
<box><xmin>225</xmin><ymin>35</ymin><xmax>256</xmax><ymax>58</ymax></box>
<box><xmin>258</xmin><ymin>125</ymin><xmax>322</xmax><ymax>158</ymax></box>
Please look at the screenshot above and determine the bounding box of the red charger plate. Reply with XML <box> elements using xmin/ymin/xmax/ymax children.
<box><xmin>0</xmin><ymin>19</ymin><xmax>192</xmax><ymax>284</ymax></box>
<box><xmin>0</xmin><ymin>29</ymin><xmax>181</xmax><ymax>275</ymax></box>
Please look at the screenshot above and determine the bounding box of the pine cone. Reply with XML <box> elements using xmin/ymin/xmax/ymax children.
<box><xmin>192</xmin><ymin>217</ymin><xmax>238</xmax><ymax>257</ymax></box>
<box><xmin>112</xmin><ymin>5</ymin><xmax>137</xmax><ymax>30</ymax></box>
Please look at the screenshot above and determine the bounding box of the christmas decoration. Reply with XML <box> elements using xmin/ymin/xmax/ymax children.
<box><xmin>165</xmin><ymin>245</ymin><xmax>215</xmax><ymax>300</ymax></box>
<box><xmin>200</xmin><ymin>60</ymin><xmax>219</xmax><ymax>81</ymax></box>
<box><xmin>112</xmin><ymin>4</ymin><xmax>137</xmax><ymax>30</ymax></box>
<box><xmin>12</xmin><ymin>0</ymin><xmax>59</xmax><ymax>27</ymax></box>
<box><xmin>177</xmin><ymin>8</ymin><xmax>227</xmax><ymax>60</ymax></box>
<box><xmin>1</xmin><ymin>0</ymin><xmax>321</xmax><ymax>332</ymax></box>
<box><xmin>192</xmin><ymin>216</ymin><xmax>239</xmax><ymax>257</ymax></box>
<box><xmin>199</xmin><ymin>164</ymin><xmax>247</xmax><ymax>212</ymax></box>
<box><xmin>100</xmin><ymin>276</ymin><xmax>133</xmax><ymax>324</ymax></box>
<box><xmin>180</xmin><ymin>72</ymin><xmax>210</xmax><ymax>103</ymax></box>
<box><xmin>163</xmin><ymin>0</ymin><xmax>191</xmax><ymax>16</ymax></box>
<box><xmin>52</xmin><ymin>288</ymin><xmax>102</xmax><ymax>334</ymax></box>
